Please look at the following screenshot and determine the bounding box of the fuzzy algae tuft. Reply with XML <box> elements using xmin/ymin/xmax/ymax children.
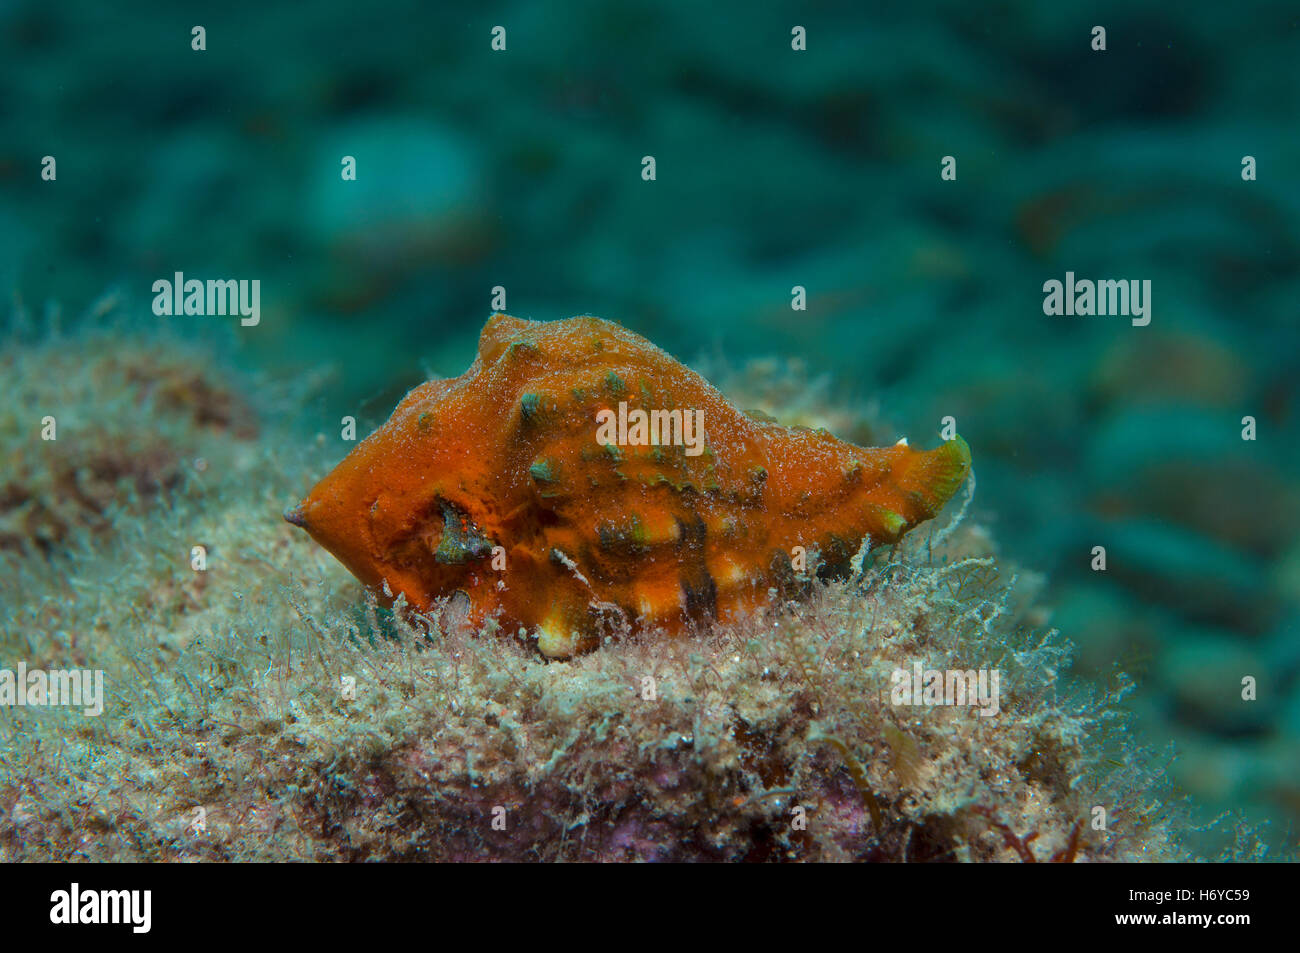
<box><xmin>0</xmin><ymin>310</ymin><xmax>1202</xmax><ymax>861</ymax></box>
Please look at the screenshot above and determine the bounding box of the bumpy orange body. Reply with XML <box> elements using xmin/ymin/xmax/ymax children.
<box><xmin>287</xmin><ymin>314</ymin><xmax>971</xmax><ymax>657</ymax></box>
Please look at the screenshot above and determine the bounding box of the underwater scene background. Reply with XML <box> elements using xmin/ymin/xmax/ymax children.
<box><xmin>1</xmin><ymin>0</ymin><xmax>1297</xmax><ymax>860</ymax></box>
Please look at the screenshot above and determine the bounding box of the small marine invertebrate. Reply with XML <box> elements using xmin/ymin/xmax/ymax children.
<box><xmin>287</xmin><ymin>313</ymin><xmax>970</xmax><ymax>657</ymax></box>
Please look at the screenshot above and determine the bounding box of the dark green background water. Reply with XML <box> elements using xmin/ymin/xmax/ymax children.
<box><xmin>3</xmin><ymin>1</ymin><xmax>1297</xmax><ymax>852</ymax></box>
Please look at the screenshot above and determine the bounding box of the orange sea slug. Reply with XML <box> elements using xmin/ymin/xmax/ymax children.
<box><xmin>286</xmin><ymin>314</ymin><xmax>971</xmax><ymax>657</ymax></box>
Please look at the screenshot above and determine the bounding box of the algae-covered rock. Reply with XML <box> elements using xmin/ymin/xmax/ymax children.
<box><xmin>0</xmin><ymin>315</ymin><xmax>1202</xmax><ymax>862</ymax></box>
<box><xmin>0</xmin><ymin>318</ymin><xmax>258</xmax><ymax>556</ymax></box>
